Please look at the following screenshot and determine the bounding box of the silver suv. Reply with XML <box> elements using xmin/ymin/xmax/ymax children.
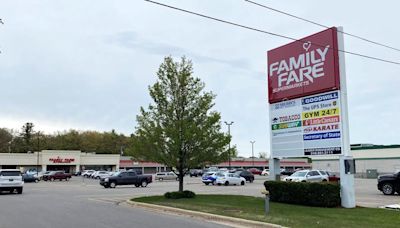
<box><xmin>0</xmin><ymin>169</ymin><xmax>24</xmax><ymax>194</ymax></box>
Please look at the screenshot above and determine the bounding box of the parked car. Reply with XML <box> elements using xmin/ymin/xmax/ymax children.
<box><xmin>202</xmin><ymin>172</ymin><xmax>218</xmax><ymax>185</ymax></box>
<box><xmin>261</xmin><ymin>169</ymin><xmax>269</xmax><ymax>176</ymax></box>
<box><xmin>92</xmin><ymin>171</ymin><xmax>112</xmax><ymax>179</ymax></box>
<box><xmin>189</xmin><ymin>169</ymin><xmax>202</xmax><ymax>177</ymax></box>
<box><xmin>22</xmin><ymin>174</ymin><xmax>39</xmax><ymax>183</ymax></box>
<box><xmin>82</xmin><ymin>170</ymin><xmax>95</xmax><ymax>178</ymax></box>
<box><xmin>280</xmin><ymin>168</ymin><xmax>294</xmax><ymax>176</ymax></box>
<box><xmin>235</xmin><ymin>170</ymin><xmax>254</xmax><ymax>183</ymax></box>
<box><xmin>283</xmin><ymin>170</ymin><xmax>328</xmax><ymax>182</ymax></box>
<box><xmin>156</xmin><ymin>172</ymin><xmax>178</xmax><ymax>181</ymax></box>
<box><xmin>216</xmin><ymin>172</ymin><xmax>246</xmax><ymax>186</ymax></box>
<box><xmin>324</xmin><ymin>171</ymin><xmax>340</xmax><ymax>182</ymax></box>
<box><xmin>0</xmin><ymin>169</ymin><xmax>23</xmax><ymax>194</ymax></box>
<box><xmin>43</xmin><ymin>171</ymin><xmax>72</xmax><ymax>181</ymax></box>
<box><xmin>33</xmin><ymin>171</ymin><xmax>49</xmax><ymax>180</ymax></box>
<box><xmin>377</xmin><ymin>171</ymin><xmax>400</xmax><ymax>195</ymax></box>
<box><xmin>100</xmin><ymin>171</ymin><xmax>152</xmax><ymax>188</ymax></box>
<box><xmin>248</xmin><ymin>168</ymin><xmax>262</xmax><ymax>175</ymax></box>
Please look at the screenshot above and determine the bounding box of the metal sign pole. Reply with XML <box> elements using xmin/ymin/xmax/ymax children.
<box><xmin>337</xmin><ymin>26</ymin><xmax>356</xmax><ymax>208</ymax></box>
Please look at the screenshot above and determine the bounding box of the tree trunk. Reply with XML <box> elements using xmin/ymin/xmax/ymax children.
<box><xmin>178</xmin><ymin>166</ymin><xmax>184</xmax><ymax>192</ymax></box>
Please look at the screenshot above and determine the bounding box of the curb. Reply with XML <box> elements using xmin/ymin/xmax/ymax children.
<box><xmin>126</xmin><ymin>200</ymin><xmax>285</xmax><ymax>228</ymax></box>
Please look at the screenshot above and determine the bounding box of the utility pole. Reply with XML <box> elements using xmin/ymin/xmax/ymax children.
<box><xmin>224</xmin><ymin>121</ymin><xmax>234</xmax><ymax>169</ymax></box>
<box><xmin>250</xmin><ymin>141</ymin><xmax>255</xmax><ymax>167</ymax></box>
<box><xmin>36</xmin><ymin>132</ymin><xmax>40</xmax><ymax>176</ymax></box>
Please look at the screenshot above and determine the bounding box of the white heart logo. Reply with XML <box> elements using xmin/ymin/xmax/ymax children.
<box><xmin>303</xmin><ymin>41</ymin><xmax>312</xmax><ymax>51</ymax></box>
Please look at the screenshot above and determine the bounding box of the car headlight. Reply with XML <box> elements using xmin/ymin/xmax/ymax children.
<box><xmin>104</xmin><ymin>178</ymin><xmax>109</xmax><ymax>182</ymax></box>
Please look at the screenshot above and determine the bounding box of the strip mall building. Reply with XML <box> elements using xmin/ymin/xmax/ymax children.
<box><xmin>0</xmin><ymin>150</ymin><xmax>120</xmax><ymax>173</ymax></box>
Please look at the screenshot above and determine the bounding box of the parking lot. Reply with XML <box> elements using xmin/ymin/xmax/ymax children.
<box><xmin>0</xmin><ymin>175</ymin><xmax>398</xmax><ymax>228</ymax></box>
<box><xmin>1</xmin><ymin>175</ymin><xmax>397</xmax><ymax>207</ymax></box>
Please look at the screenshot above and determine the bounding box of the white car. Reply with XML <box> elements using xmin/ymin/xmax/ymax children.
<box><xmin>82</xmin><ymin>170</ymin><xmax>95</xmax><ymax>177</ymax></box>
<box><xmin>0</xmin><ymin>169</ymin><xmax>24</xmax><ymax>194</ymax></box>
<box><xmin>261</xmin><ymin>169</ymin><xmax>269</xmax><ymax>176</ymax></box>
<box><xmin>216</xmin><ymin>172</ymin><xmax>246</xmax><ymax>186</ymax></box>
<box><xmin>284</xmin><ymin>170</ymin><xmax>329</xmax><ymax>182</ymax></box>
<box><xmin>92</xmin><ymin>171</ymin><xmax>111</xmax><ymax>179</ymax></box>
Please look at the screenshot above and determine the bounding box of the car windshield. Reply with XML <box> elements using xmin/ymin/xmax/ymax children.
<box><xmin>291</xmin><ymin>171</ymin><xmax>307</xmax><ymax>177</ymax></box>
<box><xmin>216</xmin><ymin>173</ymin><xmax>225</xmax><ymax>177</ymax></box>
<box><xmin>319</xmin><ymin>171</ymin><xmax>327</xmax><ymax>175</ymax></box>
<box><xmin>112</xmin><ymin>172</ymin><xmax>121</xmax><ymax>176</ymax></box>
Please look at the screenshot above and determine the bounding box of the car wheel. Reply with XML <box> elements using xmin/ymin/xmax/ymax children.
<box><xmin>301</xmin><ymin>180</ymin><xmax>306</xmax><ymax>183</ymax></box>
<box><xmin>96</xmin><ymin>176</ymin><xmax>100</xmax><ymax>179</ymax></box>
<box><xmin>59</xmin><ymin>179</ymin><xmax>62</xmax><ymax>181</ymax></box>
<box><xmin>141</xmin><ymin>180</ymin><xmax>148</xmax><ymax>187</ymax></box>
<box><xmin>322</xmin><ymin>179</ymin><xmax>327</xmax><ymax>182</ymax></box>
<box><xmin>51</xmin><ymin>177</ymin><xmax>55</xmax><ymax>181</ymax></box>
<box><xmin>205</xmin><ymin>183</ymin><xmax>210</xmax><ymax>186</ymax></box>
<box><xmin>382</xmin><ymin>183</ymin><xmax>395</xmax><ymax>195</ymax></box>
<box><xmin>110</xmin><ymin>182</ymin><xmax>117</xmax><ymax>188</ymax></box>
<box><xmin>104</xmin><ymin>185</ymin><xmax>110</xmax><ymax>188</ymax></box>
<box><xmin>212</xmin><ymin>180</ymin><xmax>216</xmax><ymax>185</ymax></box>
<box><xmin>241</xmin><ymin>181</ymin><xmax>245</xmax><ymax>185</ymax></box>
<box><xmin>217</xmin><ymin>183</ymin><xmax>221</xmax><ymax>186</ymax></box>
<box><xmin>17</xmin><ymin>187</ymin><xmax>23</xmax><ymax>194</ymax></box>
<box><xmin>224</xmin><ymin>181</ymin><xmax>229</xmax><ymax>186</ymax></box>
<box><xmin>135</xmin><ymin>184</ymin><xmax>140</xmax><ymax>187</ymax></box>
<box><xmin>250</xmin><ymin>178</ymin><xmax>254</xmax><ymax>183</ymax></box>
<box><xmin>66</xmin><ymin>177</ymin><xmax>70</xmax><ymax>181</ymax></box>
<box><xmin>35</xmin><ymin>179</ymin><xmax>39</xmax><ymax>183</ymax></box>
<box><xmin>158</xmin><ymin>178</ymin><xmax>163</xmax><ymax>181</ymax></box>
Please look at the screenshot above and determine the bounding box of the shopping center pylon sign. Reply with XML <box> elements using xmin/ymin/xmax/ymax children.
<box><xmin>268</xmin><ymin>27</ymin><xmax>345</xmax><ymax>158</ymax></box>
<box><xmin>268</xmin><ymin>27</ymin><xmax>356</xmax><ymax>208</ymax></box>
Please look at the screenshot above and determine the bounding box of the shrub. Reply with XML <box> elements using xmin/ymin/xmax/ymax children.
<box><xmin>264</xmin><ymin>181</ymin><xmax>340</xmax><ymax>207</ymax></box>
<box><xmin>164</xmin><ymin>190</ymin><xmax>196</xmax><ymax>199</ymax></box>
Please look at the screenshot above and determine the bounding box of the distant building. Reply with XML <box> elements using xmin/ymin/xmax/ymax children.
<box><xmin>311</xmin><ymin>144</ymin><xmax>400</xmax><ymax>177</ymax></box>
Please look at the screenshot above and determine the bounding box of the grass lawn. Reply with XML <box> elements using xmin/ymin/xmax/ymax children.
<box><xmin>132</xmin><ymin>195</ymin><xmax>400</xmax><ymax>228</ymax></box>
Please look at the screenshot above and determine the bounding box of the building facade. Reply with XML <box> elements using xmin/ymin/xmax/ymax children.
<box><xmin>311</xmin><ymin>145</ymin><xmax>400</xmax><ymax>177</ymax></box>
<box><xmin>0</xmin><ymin>150</ymin><xmax>120</xmax><ymax>173</ymax></box>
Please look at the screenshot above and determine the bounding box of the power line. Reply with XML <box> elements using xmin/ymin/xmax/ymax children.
<box><xmin>244</xmin><ymin>0</ymin><xmax>400</xmax><ymax>53</ymax></box>
<box><xmin>143</xmin><ymin>0</ymin><xmax>400</xmax><ymax>66</ymax></box>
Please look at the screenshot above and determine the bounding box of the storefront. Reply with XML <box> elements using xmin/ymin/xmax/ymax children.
<box><xmin>0</xmin><ymin>150</ymin><xmax>120</xmax><ymax>173</ymax></box>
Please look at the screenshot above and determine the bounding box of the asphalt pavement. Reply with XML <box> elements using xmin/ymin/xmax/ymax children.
<box><xmin>0</xmin><ymin>176</ymin><xmax>397</xmax><ymax>228</ymax></box>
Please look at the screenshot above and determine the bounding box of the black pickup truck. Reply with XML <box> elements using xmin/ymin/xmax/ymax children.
<box><xmin>377</xmin><ymin>171</ymin><xmax>400</xmax><ymax>195</ymax></box>
<box><xmin>100</xmin><ymin>171</ymin><xmax>152</xmax><ymax>188</ymax></box>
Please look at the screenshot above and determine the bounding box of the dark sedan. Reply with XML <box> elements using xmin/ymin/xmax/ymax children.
<box><xmin>235</xmin><ymin>170</ymin><xmax>254</xmax><ymax>183</ymax></box>
<box><xmin>22</xmin><ymin>174</ymin><xmax>39</xmax><ymax>183</ymax></box>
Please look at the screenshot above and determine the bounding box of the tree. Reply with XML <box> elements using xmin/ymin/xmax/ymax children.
<box><xmin>20</xmin><ymin>122</ymin><xmax>35</xmax><ymax>152</ymax></box>
<box><xmin>133</xmin><ymin>56</ymin><xmax>230</xmax><ymax>192</ymax></box>
<box><xmin>0</xmin><ymin>128</ymin><xmax>13</xmax><ymax>153</ymax></box>
<box><xmin>259</xmin><ymin>152</ymin><xmax>267</xmax><ymax>159</ymax></box>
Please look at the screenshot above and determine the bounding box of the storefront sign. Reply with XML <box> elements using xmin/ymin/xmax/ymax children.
<box><xmin>270</xmin><ymin>91</ymin><xmax>343</xmax><ymax>157</ymax></box>
<box><xmin>49</xmin><ymin>157</ymin><xmax>75</xmax><ymax>163</ymax></box>
<box><xmin>268</xmin><ymin>27</ymin><xmax>340</xmax><ymax>103</ymax></box>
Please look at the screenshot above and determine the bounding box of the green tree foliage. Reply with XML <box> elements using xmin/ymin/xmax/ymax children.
<box><xmin>133</xmin><ymin>56</ymin><xmax>230</xmax><ymax>192</ymax></box>
<box><xmin>4</xmin><ymin>124</ymin><xmax>131</xmax><ymax>154</ymax></box>
<box><xmin>0</xmin><ymin>128</ymin><xmax>13</xmax><ymax>153</ymax></box>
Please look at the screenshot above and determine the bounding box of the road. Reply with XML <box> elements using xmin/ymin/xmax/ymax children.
<box><xmin>0</xmin><ymin>176</ymin><xmax>397</xmax><ymax>228</ymax></box>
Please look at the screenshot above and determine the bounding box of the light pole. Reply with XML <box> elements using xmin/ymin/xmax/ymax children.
<box><xmin>250</xmin><ymin>141</ymin><xmax>255</xmax><ymax>167</ymax></box>
<box><xmin>224</xmin><ymin>121</ymin><xmax>234</xmax><ymax>169</ymax></box>
<box><xmin>36</xmin><ymin>132</ymin><xmax>40</xmax><ymax>176</ymax></box>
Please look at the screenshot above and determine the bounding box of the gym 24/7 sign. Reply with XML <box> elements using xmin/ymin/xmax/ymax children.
<box><xmin>268</xmin><ymin>27</ymin><xmax>344</xmax><ymax>157</ymax></box>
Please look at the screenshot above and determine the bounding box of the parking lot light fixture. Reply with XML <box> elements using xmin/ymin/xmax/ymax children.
<box><xmin>250</xmin><ymin>141</ymin><xmax>255</xmax><ymax>167</ymax></box>
<box><xmin>224</xmin><ymin>121</ymin><xmax>234</xmax><ymax>169</ymax></box>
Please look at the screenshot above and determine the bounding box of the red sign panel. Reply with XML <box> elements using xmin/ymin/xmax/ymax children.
<box><xmin>268</xmin><ymin>27</ymin><xmax>340</xmax><ymax>103</ymax></box>
<box><xmin>49</xmin><ymin>157</ymin><xmax>75</xmax><ymax>163</ymax></box>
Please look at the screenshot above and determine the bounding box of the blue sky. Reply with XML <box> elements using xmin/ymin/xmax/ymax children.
<box><xmin>1</xmin><ymin>0</ymin><xmax>399</xmax><ymax>157</ymax></box>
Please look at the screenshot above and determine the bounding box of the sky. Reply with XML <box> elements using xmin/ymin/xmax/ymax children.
<box><xmin>1</xmin><ymin>0</ymin><xmax>399</xmax><ymax>157</ymax></box>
